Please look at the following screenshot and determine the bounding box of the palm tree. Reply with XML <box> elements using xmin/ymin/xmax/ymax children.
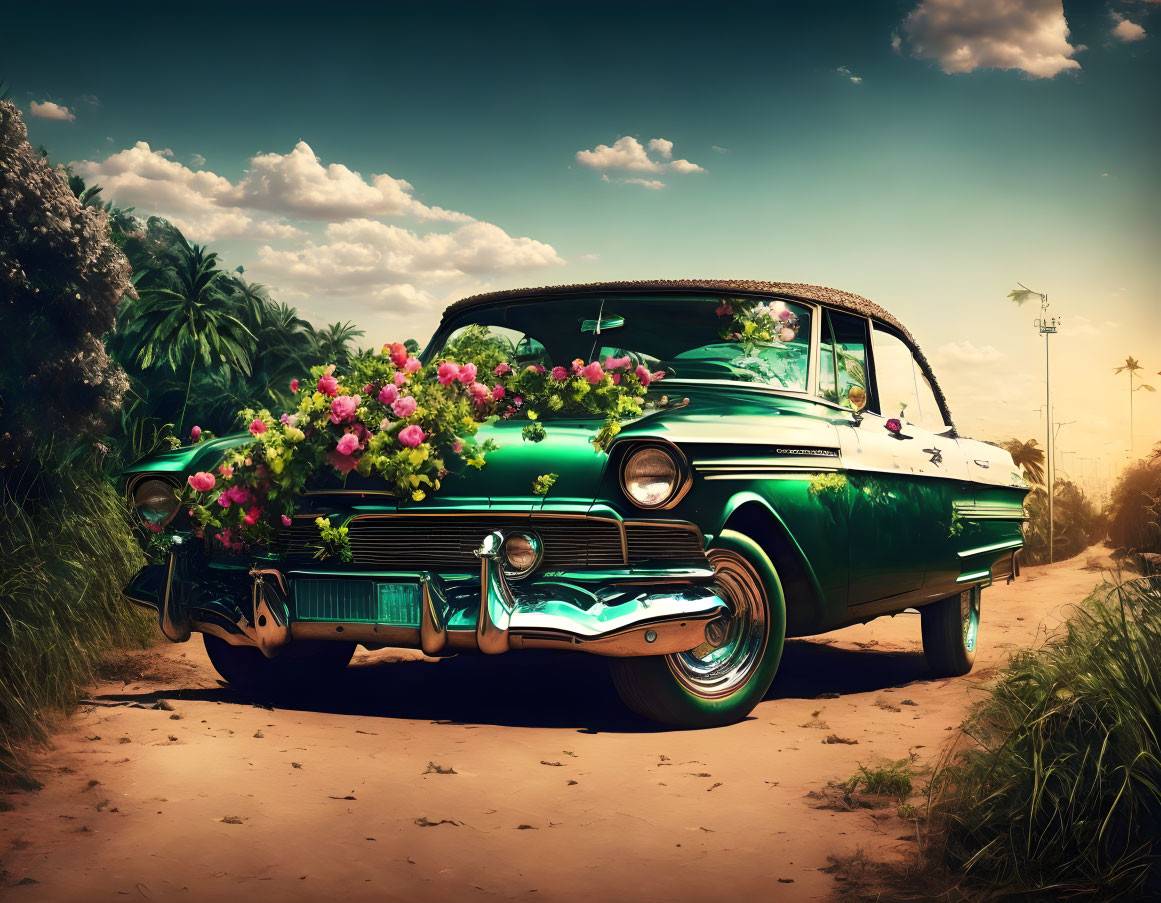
<box><xmin>1002</xmin><ymin>438</ymin><xmax>1046</xmax><ymax>485</ymax></box>
<box><xmin>313</xmin><ymin>321</ymin><xmax>366</xmax><ymax>368</ymax></box>
<box><xmin>128</xmin><ymin>244</ymin><xmax>254</xmax><ymax>433</ymax></box>
<box><xmin>1114</xmin><ymin>357</ymin><xmax>1155</xmax><ymax>455</ymax></box>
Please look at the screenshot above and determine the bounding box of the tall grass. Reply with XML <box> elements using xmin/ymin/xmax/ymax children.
<box><xmin>0</xmin><ymin>465</ymin><xmax>153</xmax><ymax>783</ymax></box>
<box><xmin>929</xmin><ymin>572</ymin><xmax>1161</xmax><ymax>900</ymax></box>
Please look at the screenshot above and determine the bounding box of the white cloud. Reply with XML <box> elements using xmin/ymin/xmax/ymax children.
<box><xmin>850</xmin><ymin>76</ymin><xmax>864</xmax><ymax>84</ymax></box>
<box><xmin>29</xmin><ymin>101</ymin><xmax>75</xmax><ymax>121</ymax></box>
<box><xmin>575</xmin><ymin>136</ymin><xmax>706</xmax><ymax>175</ymax></box>
<box><xmin>647</xmin><ymin>138</ymin><xmax>673</xmax><ymax>159</ymax></box>
<box><xmin>189</xmin><ymin>153</ymin><xmax>206</xmax><ymax>169</ymax></box>
<box><xmin>1111</xmin><ymin>14</ymin><xmax>1146</xmax><ymax>42</ymax></box>
<box><xmin>934</xmin><ymin>340</ymin><xmax>1004</xmax><ymax>366</ymax></box>
<box><xmin>580</xmin><ymin>253</ymin><xmax>600</xmax><ymax>261</ymax></box>
<box><xmin>891</xmin><ymin>31</ymin><xmax>903</xmax><ymax>53</ymax></box>
<box><xmin>900</xmin><ymin>0</ymin><xmax>1082</xmax><ymax>78</ymax></box>
<box><xmin>224</xmin><ymin>141</ymin><xmax>473</xmax><ymax>223</ymax></box>
<box><xmin>250</xmin><ymin>219</ymin><xmax>563</xmax><ymax>311</ymax></box>
<box><xmin>711</xmin><ymin>145</ymin><xmax>729</xmax><ymax>153</ymax></box>
<box><xmin>623</xmin><ymin>178</ymin><xmax>666</xmax><ymax>190</ymax></box>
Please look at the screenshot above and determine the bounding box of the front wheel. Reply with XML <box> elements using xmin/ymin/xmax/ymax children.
<box><xmin>608</xmin><ymin>530</ymin><xmax>786</xmax><ymax>728</ymax></box>
<box><xmin>202</xmin><ymin>634</ymin><xmax>356</xmax><ymax>696</ymax></box>
<box><xmin>921</xmin><ymin>585</ymin><xmax>981</xmax><ymax>677</ymax></box>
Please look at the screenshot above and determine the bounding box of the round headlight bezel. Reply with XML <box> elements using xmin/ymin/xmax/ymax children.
<box><xmin>130</xmin><ymin>476</ymin><xmax>181</xmax><ymax>528</ymax></box>
<box><xmin>619</xmin><ymin>442</ymin><xmax>691</xmax><ymax>510</ymax></box>
<box><xmin>502</xmin><ymin>531</ymin><xmax>542</xmax><ymax>580</ymax></box>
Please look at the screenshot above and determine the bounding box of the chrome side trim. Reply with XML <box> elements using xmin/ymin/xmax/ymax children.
<box><xmin>250</xmin><ymin>569</ymin><xmax>292</xmax><ymax>658</ymax></box>
<box><xmin>475</xmin><ymin>531</ymin><xmax>515</xmax><ymax>654</ymax></box>
<box><xmin>957</xmin><ymin>538</ymin><xmax>1024</xmax><ymax>559</ymax></box>
<box><xmin>159</xmin><ymin>552</ymin><xmax>191</xmax><ymax>643</ymax></box>
<box><xmin>419</xmin><ymin>574</ymin><xmax>448</xmax><ymax>655</ymax></box>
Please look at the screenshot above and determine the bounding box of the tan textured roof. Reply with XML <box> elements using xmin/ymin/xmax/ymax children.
<box><xmin>441</xmin><ymin>280</ymin><xmax>953</xmax><ymax>427</ymax></box>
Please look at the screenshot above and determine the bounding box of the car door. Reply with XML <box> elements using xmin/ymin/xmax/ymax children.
<box><xmin>827</xmin><ymin>315</ymin><xmax>969</xmax><ymax>606</ymax></box>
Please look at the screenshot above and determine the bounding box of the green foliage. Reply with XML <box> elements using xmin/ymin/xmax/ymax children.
<box><xmin>532</xmin><ymin>473</ymin><xmax>558</xmax><ymax>496</ymax></box>
<box><xmin>843</xmin><ymin>757</ymin><xmax>916</xmax><ymax>801</ymax></box>
<box><xmin>310</xmin><ymin>517</ymin><xmax>352</xmax><ymax>563</ymax></box>
<box><xmin>0</xmin><ymin>464</ymin><xmax>153</xmax><ymax>781</ymax></box>
<box><xmin>929</xmin><ymin>574</ymin><xmax>1161</xmax><ymax>900</ymax></box>
<box><xmin>1001</xmin><ymin>437</ymin><xmax>1046</xmax><ymax>485</ymax></box>
<box><xmin>1107</xmin><ymin>444</ymin><xmax>1161</xmax><ymax>554</ymax></box>
<box><xmin>808</xmin><ymin>472</ymin><xmax>848</xmax><ymax>498</ymax></box>
<box><xmin>1022</xmin><ymin>479</ymin><xmax>1106</xmax><ymax>565</ymax></box>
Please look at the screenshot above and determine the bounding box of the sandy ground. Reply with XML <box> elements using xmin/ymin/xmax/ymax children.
<box><xmin>0</xmin><ymin>548</ymin><xmax>1114</xmax><ymax>903</ymax></box>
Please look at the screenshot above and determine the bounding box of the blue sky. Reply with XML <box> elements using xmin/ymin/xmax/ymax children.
<box><xmin>7</xmin><ymin>0</ymin><xmax>1160</xmax><ymax>488</ymax></box>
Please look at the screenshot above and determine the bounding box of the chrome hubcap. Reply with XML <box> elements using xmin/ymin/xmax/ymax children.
<box><xmin>668</xmin><ymin>548</ymin><xmax>769</xmax><ymax>698</ymax></box>
<box><xmin>961</xmin><ymin>588</ymin><xmax>980</xmax><ymax>653</ymax></box>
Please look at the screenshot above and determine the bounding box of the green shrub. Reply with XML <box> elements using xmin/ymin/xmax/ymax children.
<box><xmin>929</xmin><ymin>573</ymin><xmax>1161</xmax><ymax>900</ymax></box>
<box><xmin>0</xmin><ymin>465</ymin><xmax>152</xmax><ymax>782</ymax></box>
<box><xmin>1107</xmin><ymin>444</ymin><xmax>1161</xmax><ymax>555</ymax></box>
<box><xmin>1022</xmin><ymin>478</ymin><xmax>1106</xmax><ymax>565</ymax></box>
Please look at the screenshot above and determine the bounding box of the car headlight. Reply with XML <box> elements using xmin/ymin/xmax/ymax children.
<box><xmin>132</xmin><ymin>477</ymin><xmax>180</xmax><ymax>528</ymax></box>
<box><xmin>621</xmin><ymin>445</ymin><xmax>685</xmax><ymax>509</ymax></box>
<box><xmin>502</xmin><ymin>532</ymin><xmax>542</xmax><ymax>580</ymax></box>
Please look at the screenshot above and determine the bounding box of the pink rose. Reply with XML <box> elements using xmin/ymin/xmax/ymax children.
<box><xmin>218</xmin><ymin>464</ymin><xmax>233</xmax><ymax>478</ymax></box>
<box><xmin>651</xmin><ymin>370</ymin><xmax>666</xmax><ymax>382</ymax></box>
<box><xmin>513</xmin><ymin>397</ymin><xmax>523</xmax><ymax>407</ymax></box>
<box><xmin>405</xmin><ymin>357</ymin><xmax>421</xmax><ymax>373</ymax></box>
<box><xmin>317</xmin><ymin>373</ymin><xmax>339</xmax><ymax>396</ymax></box>
<box><xmin>779</xmin><ymin>309</ymin><xmax>791</xmax><ymax>321</ymax></box>
<box><xmin>335</xmin><ymin>433</ymin><xmax>360</xmax><ymax>456</ymax></box>
<box><xmin>492</xmin><ymin>384</ymin><xmax>505</xmax><ymax>400</ymax></box>
<box><xmin>329</xmin><ymin>394</ymin><xmax>359</xmax><ymax>424</ymax></box>
<box><xmin>779</xmin><ymin>327</ymin><xmax>796</xmax><ymax>343</ymax></box>
<box><xmin>605</xmin><ymin>355</ymin><xmax>631</xmax><ymax>371</ymax></box>
<box><xmin>452</xmin><ymin>439</ymin><xmax>464</xmax><ymax>453</ymax></box>
<box><xmin>146</xmin><ymin>522</ymin><xmax>163</xmax><ymax>533</ymax></box>
<box><xmin>635</xmin><ymin>364</ymin><xmax>652</xmax><ymax>386</ymax></box>
<box><xmin>362</xmin><ymin>384</ymin><xmax>374</xmax><ymax>394</ymax></box>
<box><xmin>526</xmin><ymin>364</ymin><xmax>546</xmax><ymax>374</ymax></box>
<box><xmin>551</xmin><ymin>366</ymin><xmax>569</xmax><ymax>381</ymax></box>
<box><xmin>581</xmin><ymin>361</ymin><xmax>604</xmax><ymax>384</ymax></box>
<box><xmin>243</xmin><ymin>507</ymin><xmax>262</xmax><ymax>526</ymax></box>
<box><xmin>398</xmin><ymin>424</ymin><xmax>426</xmax><ymax>448</ymax></box>
<box><xmin>216</xmin><ymin>493</ymin><xmax>231</xmax><ymax>508</ymax></box>
<box><xmin>189</xmin><ymin>425</ymin><xmax>202</xmax><ymax>441</ymax></box>
<box><xmin>715</xmin><ymin>301</ymin><xmax>733</xmax><ymax>318</ymax></box>
<box><xmin>327</xmin><ymin>447</ymin><xmax>358</xmax><ymax>474</ymax></box>
<box><xmin>388</xmin><ymin>342</ymin><xmax>408</xmax><ymax>367</ymax></box>
<box><xmin>886</xmin><ymin>418</ymin><xmax>902</xmax><ymax>433</ymax></box>
<box><xmin>457</xmin><ymin>363</ymin><xmax>477</xmax><ymax>384</ymax></box>
<box><xmin>281</xmin><ymin>514</ymin><xmax>293</xmax><ymax>527</ymax></box>
<box><xmin>437</xmin><ymin>361</ymin><xmax>460</xmax><ymax>385</ymax></box>
<box><xmin>571</xmin><ymin>359</ymin><xmax>584</xmax><ymax>374</ymax></box>
<box><xmin>378</xmin><ymin>384</ymin><xmax>399</xmax><ymax>405</ymax></box>
<box><xmin>494</xmin><ymin>362</ymin><xmax>512</xmax><ymax>376</ymax></box>
<box><xmin>393</xmin><ymin>371</ymin><xmax>407</xmax><ymax>387</ymax></box>
<box><xmin>392</xmin><ymin>395</ymin><xmax>417</xmax><ymax>418</ymax></box>
<box><xmin>289</xmin><ymin>379</ymin><xmax>299</xmax><ymax>392</ymax></box>
<box><xmin>249</xmin><ymin>418</ymin><xmax>267</xmax><ymax>436</ymax></box>
<box><xmin>612</xmin><ymin>373</ymin><xmax>621</xmax><ymax>384</ymax></box>
<box><xmin>227</xmin><ymin>485</ymin><xmax>251</xmax><ymax>505</ymax></box>
<box><xmin>469</xmin><ymin>382</ymin><xmax>491</xmax><ymax>404</ymax></box>
<box><xmin>187</xmin><ymin>471</ymin><xmax>215</xmax><ymax>492</ymax></box>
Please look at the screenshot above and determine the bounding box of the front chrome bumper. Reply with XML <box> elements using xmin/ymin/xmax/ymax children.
<box><xmin>128</xmin><ymin>531</ymin><xmax>729</xmax><ymax>659</ymax></box>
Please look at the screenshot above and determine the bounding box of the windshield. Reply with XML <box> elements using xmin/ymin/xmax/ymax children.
<box><xmin>430</xmin><ymin>296</ymin><xmax>813</xmax><ymax>391</ymax></box>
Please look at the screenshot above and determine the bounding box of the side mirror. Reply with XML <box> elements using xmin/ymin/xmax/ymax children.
<box><xmin>847</xmin><ymin>385</ymin><xmax>867</xmax><ymax>425</ymax></box>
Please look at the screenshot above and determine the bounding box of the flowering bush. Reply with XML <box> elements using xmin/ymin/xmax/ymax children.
<box><xmin>176</xmin><ymin>336</ymin><xmax>659</xmax><ymax>551</ymax></box>
<box><xmin>715</xmin><ymin>297</ymin><xmax>801</xmax><ymax>353</ymax></box>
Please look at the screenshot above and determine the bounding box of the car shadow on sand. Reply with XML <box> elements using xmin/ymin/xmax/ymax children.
<box><xmin>92</xmin><ymin>637</ymin><xmax>935</xmax><ymax>733</ymax></box>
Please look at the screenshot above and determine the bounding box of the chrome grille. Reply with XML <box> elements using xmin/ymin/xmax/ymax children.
<box><xmin>278</xmin><ymin>516</ymin><xmax>705</xmax><ymax>569</ymax></box>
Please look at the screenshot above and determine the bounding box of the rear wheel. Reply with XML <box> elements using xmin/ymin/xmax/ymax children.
<box><xmin>609</xmin><ymin>530</ymin><xmax>786</xmax><ymax>727</ymax></box>
<box><xmin>921</xmin><ymin>586</ymin><xmax>981</xmax><ymax>677</ymax></box>
<box><xmin>202</xmin><ymin>634</ymin><xmax>356</xmax><ymax>696</ymax></box>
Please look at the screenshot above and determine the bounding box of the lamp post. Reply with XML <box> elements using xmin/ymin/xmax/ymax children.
<box><xmin>1008</xmin><ymin>284</ymin><xmax>1061</xmax><ymax>563</ymax></box>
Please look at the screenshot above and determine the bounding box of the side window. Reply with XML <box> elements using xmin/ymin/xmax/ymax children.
<box><xmin>914</xmin><ymin>367</ymin><xmax>949</xmax><ymax>431</ymax></box>
<box><xmin>870</xmin><ymin>327</ymin><xmax>920</xmax><ymax>419</ymax></box>
<box><xmin>819</xmin><ymin>310</ymin><xmax>870</xmax><ymax>409</ymax></box>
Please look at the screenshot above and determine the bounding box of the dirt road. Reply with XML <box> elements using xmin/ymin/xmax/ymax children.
<box><xmin>0</xmin><ymin>550</ymin><xmax>1112</xmax><ymax>902</ymax></box>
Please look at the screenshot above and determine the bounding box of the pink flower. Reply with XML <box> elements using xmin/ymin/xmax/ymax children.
<box><xmin>513</xmin><ymin>397</ymin><xmax>523</xmax><ymax>407</ymax></box>
<box><xmin>527</xmin><ymin>364</ymin><xmax>546</xmax><ymax>374</ymax></box>
<box><xmin>317</xmin><ymin>373</ymin><xmax>339</xmax><ymax>396</ymax></box>
<box><xmin>329</xmin><ymin>394</ymin><xmax>360</xmax><ymax>424</ymax></box>
<box><xmin>651</xmin><ymin>370</ymin><xmax>666</xmax><ymax>382</ymax></box>
<box><xmin>398</xmin><ymin>424</ymin><xmax>426</xmax><ymax>448</ymax></box>
<box><xmin>605</xmin><ymin>355</ymin><xmax>631</xmax><ymax>371</ymax></box>
<box><xmin>392</xmin><ymin>395</ymin><xmax>417</xmax><ymax>418</ymax></box>
<box><xmin>469</xmin><ymin>382</ymin><xmax>491</xmax><ymax>404</ymax></box>
<box><xmin>146</xmin><ymin>522</ymin><xmax>163</xmax><ymax>534</ymax></box>
<box><xmin>378</xmin><ymin>384</ymin><xmax>399</xmax><ymax>405</ymax></box>
<box><xmin>187</xmin><ymin>471</ymin><xmax>215</xmax><ymax>492</ymax></box>
<box><xmin>227</xmin><ymin>485</ymin><xmax>251</xmax><ymax>505</ymax></box>
<box><xmin>551</xmin><ymin>366</ymin><xmax>569</xmax><ymax>381</ymax></box>
<box><xmin>405</xmin><ymin>357</ymin><xmax>421</xmax><ymax>373</ymax></box>
<box><xmin>189</xmin><ymin>425</ymin><xmax>202</xmax><ymax>441</ymax></box>
<box><xmin>494</xmin><ymin>362</ymin><xmax>512</xmax><ymax>376</ymax></box>
<box><xmin>492</xmin><ymin>384</ymin><xmax>505</xmax><ymax>400</ymax></box>
<box><xmin>635</xmin><ymin>364</ymin><xmax>652</xmax><ymax>386</ymax></box>
<box><xmin>394</xmin><ymin>371</ymin><xmax>407</xmax><ymax>386</ymax></box>
<box><xmin>437</xmin><ymin>361</ymin><xmax>460</xmax><ymax>385</ymax></box>
<box><xmin>457</xmin><ymin>363</ymin><xmax>477</xmax><ymax>384</ymax></box>
<box><xmin>243</xmin><ymin>507</ymin><xmax>262</xmax><ymax>526</ymax></box>
<box><xmin>716</xmin><ymin>301</ymin><xmax>733</xmax><ymax>318</ymax></box>
<box><xmin>216</xmin><ymin>493</ymin><xmax>231</xmax><ymax>508</ymax></box>
<box><xmin>327</xmin><ymin>448</ymin><xmax>358</xmax><ymax>474</ymax></box>
<box><xmin>362</xmin><ymin>384</ymin><xmax>374</xmax><ymax>394</ymax></box>
<box><xmin>218</xmin><ymin>464</ymin><xmax>233</xmax><ymax>478</ymax></box>
<box><xmin>612</xmin><ymin>373</ymin><xmax>621</xmax><ymax>384</ymax></box>
<box><xmin>571</xmin><ymin>359</ymin><xmax>584</xmax><ymax>374</ymax></box>
<box><xmin>281</xmin><ymin>514</ymin><xmax>293</xmax><ymax>527</ymax></box>
<box><xmin>779</xmin><ymin>309</ymin><xmax>791</xmax><ymax>321</ymax></box>
<box><xmin>289</xmin><ymin>379</ymin><xmax>299</xmax><ymax>392</ymax></box>
<box><xmin>581</xmin><ymin>361</ymin><xmax>604</xmax><ymax>384</ymax></box>
<box><xmin>779</xmin><ymin>327</ymin><xmax>796</xmax><ymax>342</ymax></box>
<box><xmin>886</xmin><ymin>418</ymin><xmax>902</xmax><ymax>434</ymax></box>
<box><xmin>452</xmin><ymin>439</ymin><xmax>464</xmax><ymax>453</ymax></box>
<box><xmin>249</xmin><ymin>418</ymin><xmax>267</xmax><ymax>436</ymax></box>
<box><xmin>336</xmin><ymin>433</ymin><xmax>360</xmax><ymax>456</ymax></box>
<box><xmin>388</xmin><ymin>342</ymin><xmax>408</xmax><ymax>367</ymax></box>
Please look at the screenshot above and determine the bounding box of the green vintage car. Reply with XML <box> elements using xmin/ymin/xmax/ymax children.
<box><xmin>123</xmin><ymin>280</ymin><xmax>1028</xmax><ymax>727</ymax></box>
